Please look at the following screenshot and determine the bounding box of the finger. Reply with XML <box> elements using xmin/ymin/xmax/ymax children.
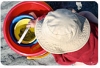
<box><xmin>26</xmin><ymin>24</ymin><xmax>31</xmax><ymax>28</ymax></box>
<box><xmin>68</xmin><ymin>8</ymin><xmax>76</xmax><ymax>13</ymax></box>
<box><xmin>29</xmin><ymin>12</ymin><xmax>37</xmax><ymax>19</ymax></box>
<box><xmin>30</xmin><ymin>20</ymin><xmax>36</xmax><ymax>25</ymax></box>
<box><xmin>27</xmin><ymin>20</ymin><xmax>35</xmax><ymax>28</ymax></box>
<box><xmin>72</xmin><ymin>9</ymin><xmax>76</xmax><ymax>13</ymax></box>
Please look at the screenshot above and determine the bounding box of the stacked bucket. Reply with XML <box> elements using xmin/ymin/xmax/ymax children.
<box><xmin>3</xmin><ymin>1</ymin><xmax>53</xmax><ymax>59</ymax></box>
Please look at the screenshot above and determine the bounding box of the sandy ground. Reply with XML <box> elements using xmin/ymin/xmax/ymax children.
<box><xmin>1</xmin><ymin>1</ymin><xmax>98</xmax><ymax>65</ymax></box>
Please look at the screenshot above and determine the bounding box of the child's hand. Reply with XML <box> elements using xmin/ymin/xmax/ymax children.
<box><xmin>26</xmin><ymin>20</ymin><xmax>36</xmax><ymax>28</ymax></box>
<box><xmin>29</xmin><ymin>12</ymin><xmax>37</xmax><ymax>19</ymax></box>
<box><xmin>26</xmin><ymin>12</ymin><xmax>37</xmax><ymax>28</ymax></box>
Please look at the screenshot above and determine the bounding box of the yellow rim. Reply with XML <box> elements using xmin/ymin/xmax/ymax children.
<box><xmin>27</xmin><ymin>52</ymin><xmax>50</xmax><ymax>59</ymax></box>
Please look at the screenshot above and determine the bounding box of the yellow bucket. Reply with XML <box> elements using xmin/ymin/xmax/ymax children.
<box><xmin>14</xmin><ymin>19</ymin><xmax>36</xmax><ymax>44</ymax></box>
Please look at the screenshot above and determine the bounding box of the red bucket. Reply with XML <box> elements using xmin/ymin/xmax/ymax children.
<box><xmin>3</xmin><ymin>1</ymin><xmax>53</xmax><ymax>56</ymax></box>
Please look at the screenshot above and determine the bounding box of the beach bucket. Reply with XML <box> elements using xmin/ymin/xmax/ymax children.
<box><xmin>10</xmin><ymin>15</ymin><xmax>38</xmax><ymax>47</ymax></box>
<box><xmin>3</xmin><ymin>1</ymin><xmax>53</xmax><ymax>57</ymax></box>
